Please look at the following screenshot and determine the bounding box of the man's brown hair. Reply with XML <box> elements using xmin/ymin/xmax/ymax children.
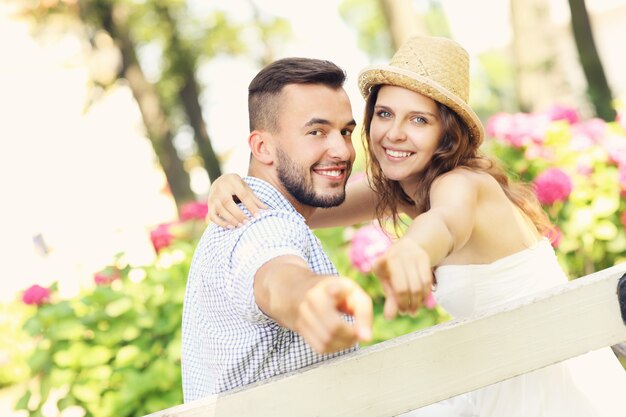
<box><xmin>248</xmin><ymin>57</ymin><xmax>346</xmax><ymax>132</ymax></box>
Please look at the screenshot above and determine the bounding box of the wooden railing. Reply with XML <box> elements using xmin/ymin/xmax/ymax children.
<box><xmin>146</xmin><ymin>264</ymin><xmax>626</xmax><ymax>417</ymax></box>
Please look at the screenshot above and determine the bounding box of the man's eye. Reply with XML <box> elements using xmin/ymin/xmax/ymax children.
<box><xmin>308</xmin><ymin>130</ymin><xmax>323</xmax><ymax>136</ymax></box>
<box><xmin>341</xmin><ymin>129</ymin><xmax>353</xmax><ymax>137</ymax></box>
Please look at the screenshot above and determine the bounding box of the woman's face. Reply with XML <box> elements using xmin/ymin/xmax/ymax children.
<box><xmin>369</xmin><ymin>85</ymin><xmax>443</xmax><ymax>193</ymax></box>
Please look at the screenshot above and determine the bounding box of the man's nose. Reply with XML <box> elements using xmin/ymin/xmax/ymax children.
<box><xmin>327</xmin><ymin>132</ymin><xmax>353</xmax><ymax>161</ymax></box>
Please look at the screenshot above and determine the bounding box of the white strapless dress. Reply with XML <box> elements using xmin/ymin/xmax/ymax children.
<box><xmin>401</xmin><ymin>238</ymin><xmax>626</xmax><ymax>417</ymax></box>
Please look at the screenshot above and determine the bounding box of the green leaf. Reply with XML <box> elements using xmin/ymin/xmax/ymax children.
<box><xmin>114</xmin><ymin>345</ymin><xmax>141</xmax><ymax>367</ymax></box>
<box><xmin>49</xmin><ymin>368</ymin><xmax>76</xmax><ymax>386</ymax></box>
<box><xmin>15</xmin><ymin>391</ymin><xmax>31</xmax><ymax>410</ymax></box>
<box><xmin>27</xmin><ymin>347</ymin><xmax>50</xmax><ymax>374</ymax></box>
<box><xmin>72</xmin><ymin>381</ymin><xmax>102</xmax><ymax>403</ymax></box>
<box><xmin>48</xmin><ymin>320</ymin><xmax>85</xmax><ymax>341</ymax></box>
<box><xmin>591</xmin><ymin>195</ymin><xmax>619</xmax><ymax>217</ymax></box>
<box><xmin>105</xmin><ymin>297</ymin><xmax>134</xmax><ymax>318</ymax></box>
<box><xmin>79</xmin><ymin>346</ymin><xmax>113</xmax><ymax>368</ymax></box>
<box><xmin>593</xmin><ymin>220</ymin><xmax>618</xmax><ymax>241</ymax></box>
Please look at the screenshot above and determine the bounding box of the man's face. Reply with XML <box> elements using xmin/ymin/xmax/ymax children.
<box><xmin>272</xmin><ymin>84</ymin><xmax>356</xmax><ymax>208</ymax></box>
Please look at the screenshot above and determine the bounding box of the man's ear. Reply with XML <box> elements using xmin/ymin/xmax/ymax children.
<box><xmin>248</xmin><ymin>130</ymin><xmax>274</xmax><ymax>165</ymax></box>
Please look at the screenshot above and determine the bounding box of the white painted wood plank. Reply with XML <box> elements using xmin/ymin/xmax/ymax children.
<box><xmin>147</xmin><ymin>264</ymin><xmax>626</xmax><ymax>417</ymax></box>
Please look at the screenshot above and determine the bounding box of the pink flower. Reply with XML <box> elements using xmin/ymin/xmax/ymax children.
<box><xmin>576</xmin><ymin>162</ymin><xmax>593</xmax><ymax>177</ymax></box>
<box><xmin>94</xmin><ymin>268</ymin><xmax>120</xmax><ymax>286</ymax></box>
<box><xmin>545</xmin><ymin>104</ymin><xmax>579</xmax><ymax>124</ymax></box>
<box><xmin>180</xmin><ymin>201</ymin><xmax>208</xmax><ymax>221</ymax></box>
<box><xmin>617</xmin><ymin>110</ymin><xmax>626</xmax><ymax>131</ymax></box>
<box><xmin>348</xmin><ymin>224</ymin><xmax>392</xmax><ymax>273</ymax></box>
<box><xmin>524</xmin><ymin>142</ymin><xmax>553</xmax><ymax>161</ymax></box>
<box><xmin>486</xmin><ymin>112</ymin><xmax>550</xmax><ymax>148</ymax></box>
<box><xmin>603</xmin><ymin>135</ymin><xmax>626</xmax><ymax>167</ymax></box>
<box><xmin>425</xmin><ymin>292</ymin><xmax>437</xmax><ymax>309</ymax></box>
<box><xmin>545</xmin><ymin>226</ymin><xmax>562</xmax><ymax>248</ymax></box>
<box><xmin>533</xmin><ymin>168</ymin><xmax>573</xmax><ymax>205</ymax></box>
<box><xmin>150</xmin><ymin>223</ymin><xmax>174</xmax><ymax>253</ymax></box>
<box><xmin>571</xmin><ymin>118</ymin><xmax>606</xmax><ymax>143</ymax></box>
<box><xmin>22</xmin><ymin>284</ymin><xmax>51</xmax><ymax>306</ymax></box>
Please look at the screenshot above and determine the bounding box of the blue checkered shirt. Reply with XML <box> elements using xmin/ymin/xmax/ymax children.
<box><xmin>181</xmin><ymin>177</ymin><xmax>356</xmax><ymax>402</ymax></box>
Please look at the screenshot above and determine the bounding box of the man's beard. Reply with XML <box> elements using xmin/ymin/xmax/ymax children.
<box><xmin>276</xmin><ymin>148</ymin><xmax>349</xmax><ymax>208</ymax></box>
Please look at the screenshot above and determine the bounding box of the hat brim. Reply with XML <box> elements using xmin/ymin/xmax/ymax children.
<box><xmin>358</xmin><ymin>65</ymin><xmax>484</xmax><ymax>145</ymax></box>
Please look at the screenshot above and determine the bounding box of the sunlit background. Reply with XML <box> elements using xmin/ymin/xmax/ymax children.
<box><xmin>1</xmin><ymin>0</ymin><xmax>626</xmax><ymax>414</ymax></box>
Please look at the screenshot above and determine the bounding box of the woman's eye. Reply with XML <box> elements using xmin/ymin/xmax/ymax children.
<box><xmin>412</xmin><ymin>116</ymin><xmax>428</xmax><ymax>124</ymax></box>
<box><xmin>376</xmin><ymin>110</ymin><xmax>392</xmax><ymax>118</ymax></box>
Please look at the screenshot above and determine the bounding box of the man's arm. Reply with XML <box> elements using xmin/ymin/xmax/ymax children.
<box><xmin>206</xmin><ymin>173</ymin><xmax>379</xmax><ymax>229</ymax></box>
<box><xmin>254</xmin><ymin>255</ymin><xmax>373</xmax><ymax>354</ymax></box>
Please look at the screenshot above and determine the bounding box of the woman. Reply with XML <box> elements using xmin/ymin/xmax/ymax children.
<box><xmin>207</xmin><ymin>36</ymin><xmax>626</xmax><ymax>416</ymax></box>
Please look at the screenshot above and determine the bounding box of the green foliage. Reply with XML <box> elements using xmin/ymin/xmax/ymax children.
<box><xmin>0</xmin><ymin>303</ymin><xmax>32</xmax><ymax>388</ymax></box>
<box><xmin>15</xmin><ymin>237</ymin><xmax>197</xmax><ymax>417</ymax></box>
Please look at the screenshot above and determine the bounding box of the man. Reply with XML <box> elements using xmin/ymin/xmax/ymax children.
<box><xmin>181</xmin><ymin>57</ymin><xmax>373</xmax><ymax>402</ymax></box>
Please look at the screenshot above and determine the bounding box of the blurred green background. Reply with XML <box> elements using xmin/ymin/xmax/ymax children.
<box><xmin>1</xmin><ymin>0</ymin><xmax>626</xmax><ymax>416</ymax></box>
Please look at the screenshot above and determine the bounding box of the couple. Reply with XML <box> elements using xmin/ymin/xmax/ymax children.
<box><xmin>182</xmin><ymin>36</ymin><xmax>626</xmax><ymax>416</ymax></box>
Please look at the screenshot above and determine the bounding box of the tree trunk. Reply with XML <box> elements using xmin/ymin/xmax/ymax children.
<box><xmin>510</xmin><ymin>0</ymin><xmax>574</xmax><ymax>112</ymax></box>
<box><xmin>179</xmin><ymin>78</ymin><xmax>222</xmax><ymax>182</ymax></box>
<box><xmin>105</xmin><ymin>2</ymin><xmax>194</xmax><ymax>206</ymax></box>
<box><xmin>567</xmin><ymin>0</ymin><xmax>616</xmax><ymax>120</ymax></box>
<box><xmin>379</xmin><ymin>0</ymin><xmax>427</xmax><ymax>51</ymax></box>
<box><xmin>154</xmin><ymin>3</ymin><xmax>223</xmax><ymax>183</ymax></box>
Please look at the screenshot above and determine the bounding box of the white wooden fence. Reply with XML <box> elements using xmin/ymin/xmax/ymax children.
<box><xmin>146</xmin><ymin>264</ymin><xmax>626</xmax><ymax>417</ymax></box>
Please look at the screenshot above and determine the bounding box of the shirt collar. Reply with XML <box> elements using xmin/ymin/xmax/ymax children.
<box><xmin>242</xmin><ymin>176</ymin><xmax>305</xmax><ymax>222</ymax></box>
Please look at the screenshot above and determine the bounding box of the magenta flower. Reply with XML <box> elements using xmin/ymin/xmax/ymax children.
<box><xmin>545</xmin><ymin>104</ymin><xmax>579</xmax><ymax>124</ymax></box>
<box><xmin>150</xmin><ymin>223</ymin><xmax>174</xmax><ymax>253</ymax></box>
<box><xmin>180</xmin><ymin>201</ymin><xmax>209</xmax><ymax>221</ymax></box>
<box><xmin>617</xmin><ymin>110</ymin><xmax>626</xmax><ymax>131</ymax></box>
<box><xmin>603</xmin><ymin>135</ymin><xmax>626</xmax><ymax>167</ymax></box>
<box><xmin>22</xmin><ymin>284</ymin><xmax>51</xmax><ymax>306</ymax></box>
<box><xmin>425</xmin><ymin>292</ymin><xmax>437</xmax><ymax>309</ymax></box>
<box><xmin>348</xmin><ymin>224</ymin><xmax>392</xmax><ymax>273</ymax></box>
<box><xmin>486</xmin><ymin>112</ymin><xmax>549</xmax><ymax>148</ymax></box>
<box><xmin>571</xmin><ymin>118</ymin><xmax>606</xmax><ymax>143</ymax></box>
<box><xmin>94</xmin><ymin>268</ymin><xmax>121</xmax><ymax>286</ymax></box>
<box><xmin>545</xmin><ymin>226</ymin><xmax>562</xmax><ymax>248</ymax></box>
<box><xmin>533</xmin><ymin>168</ymin><xmax>573</xmax><ymax>205</ymax></box>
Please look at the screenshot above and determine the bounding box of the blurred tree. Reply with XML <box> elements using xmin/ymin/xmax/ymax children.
<box><xmin>339</xmin><ymin>0</ymin><xmax>449</xmax><ymax>60</ymax></box>
<box><xmin>339</xmin><ymin>0</ymin><xmax>395</xmax><ymax>59</ymax></box>
<box><xmin>380</xmin><ymin>0</ymin><xmax>427</xmax><ymax>50</ymax></box>
<box><xmin>567</xmin><ymin>0</ymin><xmax>616</xmax><ymax>121</ymax></box>
<box><xmin>510</xmin><ymin>0</ymin><xmax>574</xmax><ymax>113</ymax></box>
<box><xmin>17</xmin><ymin>0</ymin><xmax>291</xmax><ymax>208</ymax></box>
<box><xmin>246</xmin><ymin>0</ymin><xmax>292</xmax><ymax>67</ymax></box>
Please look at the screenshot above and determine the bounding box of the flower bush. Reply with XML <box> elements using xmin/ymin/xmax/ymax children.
<box><xmin>486</xmin><ymin>105</ymin><xmax>626</xmax><ymax>277</ymax></box>
<box><xmin>13</xmin><ymin>203</ymin><xmax>210</xmax><ymax>417</ymax></box>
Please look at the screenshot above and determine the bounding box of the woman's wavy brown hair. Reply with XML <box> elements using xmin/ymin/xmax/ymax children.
<box><xmin>362</xmin><ymin>85</ymin><xmax>552</xmax><ymax>236</ymax></box>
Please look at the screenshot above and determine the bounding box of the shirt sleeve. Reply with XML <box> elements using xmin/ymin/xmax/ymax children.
<box><xmin>228</xmin><ymin>211</ymin><xmax>311</xmax><ymax>324</ymax></box>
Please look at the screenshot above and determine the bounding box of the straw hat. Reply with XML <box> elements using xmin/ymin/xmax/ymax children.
<box><xmin>358</xmin><ymin>36</ymin><xmax>484</xmax><ymax>145</ymax></box>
